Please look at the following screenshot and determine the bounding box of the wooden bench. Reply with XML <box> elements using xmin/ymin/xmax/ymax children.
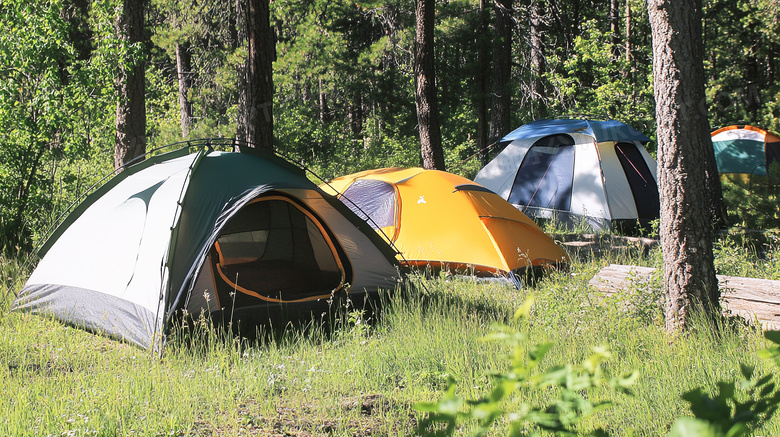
<box><xmin>589</xmin><ymin>264</ymin><xmax>780</xmax><ymax>330</ymax></box>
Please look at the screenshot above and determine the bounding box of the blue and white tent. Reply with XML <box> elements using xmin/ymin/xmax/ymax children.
<box><xmin>475</xmin><ymin>119</ymin><xmax>659</xmax><ymax>231</ymax></box>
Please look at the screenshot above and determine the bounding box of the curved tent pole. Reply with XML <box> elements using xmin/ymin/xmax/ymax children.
<box><xmin>32</xmin><ymin>139</ymin><xmax>225</xmax><ymax>259</ymax></box>
<box><xmin>152</xmin><ymin>146</ymin><xmax>210</xmax><ymax>354</ymax></box>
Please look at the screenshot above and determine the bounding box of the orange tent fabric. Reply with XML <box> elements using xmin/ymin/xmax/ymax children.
<box><xmin>322</xmin><ymin>168</ymin><xmax>569</xmax><ymax>278</ymax></box>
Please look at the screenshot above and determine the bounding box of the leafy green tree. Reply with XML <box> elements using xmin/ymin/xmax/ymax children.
<box><xmin>0</xmin><ymin>1</ymin><xmax>113</xmax><ymax>253</ymax></box>
<box><xmin>704</xmin><ymin>0</ymin><xmax>780</xmax><ymax>130</ymax></box>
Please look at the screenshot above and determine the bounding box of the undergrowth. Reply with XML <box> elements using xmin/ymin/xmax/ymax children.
<box><xmin>0</xmin><ymin>240</ymin><xmax>779</xmax><ymax>435</ymax></box>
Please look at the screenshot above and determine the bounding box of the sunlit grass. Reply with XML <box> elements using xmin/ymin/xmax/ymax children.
<box><xmin>1</xmin><ymin>241</ymin><xmax>779</xmax><ymax>435</ymax></box>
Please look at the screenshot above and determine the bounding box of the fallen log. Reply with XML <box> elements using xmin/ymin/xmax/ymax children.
<box><xmin>589</xmin><ymin>264</ymin><xmax>780</xmax><ymax>330</ymax></box>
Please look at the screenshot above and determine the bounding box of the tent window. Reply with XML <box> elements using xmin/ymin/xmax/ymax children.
<box><xmin>614</xmin><ymin>142</ymin><xmax>660</xmax><ymax>220</ymax></box>
<box><xmin>509</xmin><ymin>134</ymin><xmax>575</xmax><ymax>211</ymax></box>
<box><xmin>208</xmin><ymin>195</ymin><xmax>346</xmax><ymax>305</ymax></box>
<box><xmin>340</xmin><ymin>179</ymin><xmax>397</xmax><ymax>229</ymax></box>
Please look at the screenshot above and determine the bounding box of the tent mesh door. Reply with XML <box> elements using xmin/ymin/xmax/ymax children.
<box><xmin>508</xmin><ymin>134</ymin><xmax>575</xmax><ymax>212</ymax></box>
<box><xmin>209</xmin><ymin>195</ymin><xmax>347</xmax><ymax>305</ymax></box>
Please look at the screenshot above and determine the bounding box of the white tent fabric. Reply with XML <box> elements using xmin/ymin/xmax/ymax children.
<box><xmin>13</xmin><ymin>147</ymin><xmax>403</xmax><ymax>349</ymax></box>
<box><xmin>475</xmin><ymin>119</ymin><xmax>659</xmax><ymax>230</ymax></box>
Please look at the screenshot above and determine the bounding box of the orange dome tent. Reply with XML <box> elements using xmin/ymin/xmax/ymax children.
<box><xmin>321</xmin><ymin>168</ymin><xmax>569</xmax><ymax>282</ymax></box>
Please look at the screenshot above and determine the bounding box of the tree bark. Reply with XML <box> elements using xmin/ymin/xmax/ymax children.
<box><xmin>648</xmin><ymin>0</ymin><xmax>720</xmax><ymax>333</ymax></box>
<box><xmin>530</xmin><ymin>0</ymin><xmax>546</xmax><ymax>118</ymax></box>
<box><xmin>414</xmin><ymin>0</ymin><xmax>445</xmax><ymax>170</ymax></box>
<box><xmin>318</xmin><ymin>78</ymin><xmax>330</xmax><ymax>123</ymax></box>
<box><xmin>488</xmin><ymin>0</ymin><xmax>512</xmax><ymax>145</ymax></box>
<box><xmin>476</xmin><ymin>0</ymin><xmax>490</xmax><ymax>165</ymax></box>
<box><xmin>349</xmin><ymin>91</ymin><xmax>363</xmax><ymax>137</ymax></box>
<box><xmin>175</xmin><ymin>42</ymin><xmax>193</xmax><ymax>138</ymax></box>
<box><xmin>236</xmin><ymin>0</ymin><xmax>248</xmax><ymax>144</ymax></box>
<box><xmin>114</xmin><ymin>0</ymin><xmax>147</xmax><ymax>170</ymax></box>
<box><xmin>610</xmin><ymin>0</ymin><xmax>620</xmax><ymax>61</ymax></box>
<box><xmin>625</xmin><ymin>0</ymin><xmax>632</xmax><ymax>66</ymax></box>
<box><xmin>243</xmin><ymin>0</ymin><xmax>274</xmax><ymax>152</ymax></box>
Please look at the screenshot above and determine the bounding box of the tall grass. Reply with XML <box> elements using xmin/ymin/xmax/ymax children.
<box><xmin>1</xmin><ymin>241</ymin><xmax>779</xmax><ymax>436</ymax></box>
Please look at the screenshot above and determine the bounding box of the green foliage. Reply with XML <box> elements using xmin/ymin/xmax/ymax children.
<box><xmin>668</xmin><ymin>331</ymin><xmax>780</xmax><ymax>437</ymax></box>
<box><xmin>719</xmin><ymin>170</ymin><xmax>780</xmax><ymax>231</ymax></box>
<box><xmin>414</xmin><ymin>297</ymin><xmax>638</xmax><ymax>436</ymax></box>
<box><xmin>0</xmin><ymin>0</ymin><xmax>114</xmax><ymax>253</ymax></box>
<box><xmin>544</xmin><ymin>19</ymin><xmax>655</xmax><ymax>141</ymax></box>
<box><xmin>713</xmin><ymin>233</ymin><xmax>780</xmax><ymax>280</ymax></box>
<box><xmin>704</xmin><ymin>0</ymin><xmax>780</xmax><ymax>128</ymax></box>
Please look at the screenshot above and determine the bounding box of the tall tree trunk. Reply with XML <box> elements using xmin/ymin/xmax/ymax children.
<box><xmin>476</xmin><ymin>0</ymin><xmax>490</xmax><ymax>165</ymax></box>
<box><xmin>610</xmin><ymin>0</ymin><xmax>620</xmax><ymax>61</ymax></box>
<box><xmin>176</xmin><ymin>42</ymin><xmax>193</xmax><ymax>138</ymax></box>
<box><xmin>488</xmin><ymin>0</ymin><xmax>513</xmax><ymax>145</ymax></box>
<box><xmin>625</xmin><ymin>0</ymin><xmax>632</xmax><ymax>74</ymax></box>
<box><xmin>236</xmin><ymin>0</ymin><xmax>248</xmax><ymax>144</ymax></box>
<box><xmin>114</xmin><ymin>0</ymin><xmax>147</xmax><ymax>170</ymax></box>
<box><xmin>648</xmin><ymin>0</ymin><xmax>720</xmax><ymax>333</ymax></box>
<box><xmin>349</xmin><ymin>91</ymin><xmax>363</xmax><ymax>137</ymax></box>
<box><xmin>530</xmin><ymin>0</ymin><xmax>546</xmax><ymax>118</ymax></box>
<box><xmin>318</xmin><ymin>78</ymin><xmax>330</xmax><ymax>123</ymax></box>
<box><xmin>746</xmin><ymin>45</ymin><xmax>761</xmax><ymax>119</ymax></box>
<box><xmin>414</xmin><ymin>0</ymin><xmax>445</xmax><ymax>170</ymax></box>
<box><xmin>243</xmin><ymin>0</ymin><xmax>274</xmax><ymax>152</ymax></box>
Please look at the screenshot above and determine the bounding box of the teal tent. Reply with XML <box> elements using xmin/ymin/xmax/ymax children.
<box><xmin>711</xmin><ymin>125</ymin><xmax>780</xmax><ymax>178</ymax></box>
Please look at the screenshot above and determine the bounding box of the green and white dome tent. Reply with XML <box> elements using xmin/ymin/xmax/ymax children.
<box><xmin>12</xmin><ymin>140</ymin><xmax>404</xmax><ymax>350</ymax></box>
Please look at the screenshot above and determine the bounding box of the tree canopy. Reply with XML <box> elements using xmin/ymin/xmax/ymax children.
<box><xmin>1</xmin><ymin>0</ymin><xmax>779</xmax><ymax>253</ymax></box>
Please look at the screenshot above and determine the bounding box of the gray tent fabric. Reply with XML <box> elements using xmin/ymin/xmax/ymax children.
<box><xmin>13</xmin><ymin>145</ymin><xmax>403</xmax><ymax>349</ymax></box>
<box><xmin>476</xmin><ymin>119</ymin><xmax>658</xmax><ymax>231</ymax></box>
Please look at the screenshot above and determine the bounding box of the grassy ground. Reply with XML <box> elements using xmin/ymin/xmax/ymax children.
<box><xmin>1</xmin><ymin>234</ymin><xmax>779</xmax><ymax>436</ymax></box>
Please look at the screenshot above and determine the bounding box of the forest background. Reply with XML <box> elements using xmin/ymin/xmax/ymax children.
<box><xmin>1</xmin><ymin>0</ymin><xmax>778</xmax><ymax>255</ymax></box>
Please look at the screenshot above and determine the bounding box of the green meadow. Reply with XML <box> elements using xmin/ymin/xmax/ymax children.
<box><xmin>2</xmin><ymin>233</ymin><xmax>779</xmax><ymax>436</ymax></box>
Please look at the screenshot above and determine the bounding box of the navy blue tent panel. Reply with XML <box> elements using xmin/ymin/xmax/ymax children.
<box><xmin>615</xmin><ymin>142</ymin><xmax>660</xmax><ymax>220</ymax></box>
<box><xmin>508</xmin><ymin>134</ymin><xmax>575</xmax><ymax>211</ymax></box>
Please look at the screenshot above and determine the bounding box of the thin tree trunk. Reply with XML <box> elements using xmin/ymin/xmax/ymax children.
<box><xmin>414</xmin><ymin>0</ymin><xmax>445</xmax><ymax>170</ymax></box>
<box><xmin>530</xmin><ymin>0</ymin><xmax>546</xmax><ymax>118</ymax></box>
<box><xmin>610</xmin><ymin>0</ymin><xmax>620</xmax><ymax>61</ymax></box>
<box><xmin>349</xmin><ymin>91</ymin><xmax>363</xmax><ymax>137</ymax></box>
<box><xmin>488</xmin><ymin>0</ymin><xmax>513</xmax><ymax>145</ymax></box>
<box><xmin>175</xmin><ymin>42</ymin><xmax>193</xmax><ymax>138</ymax></box>
<box><xmin>114</xmin><ymin>0</ymin><xmax>147</xmax><ymax>170</ymax></box>
<box><xmin>476</xmin><ymin>0</ymin><xmax>490</xmax><ymax>165</ymax></box>
<box><xmin>625</xmin><ymin>0</ymin><xmax>632</xmax><ymax>72</ymax></box>
<box><xmin>648</xmin><ymin>0</ymin><xmax>720</xmax><ymax>333</ymax></box>
<box><xmin>235</xmin><ymin>0</ymin><xmax>248</xmax><ymax>144</ymax></box>
<box><xmin>318</xmin><ymin>78</ymin><xmax>330</xmax><ymax>123</ymax></box>
<box><xmin>244</xmin><ymin>0</ymin><xmax>274</xmax><ymax>152</ymax></box>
